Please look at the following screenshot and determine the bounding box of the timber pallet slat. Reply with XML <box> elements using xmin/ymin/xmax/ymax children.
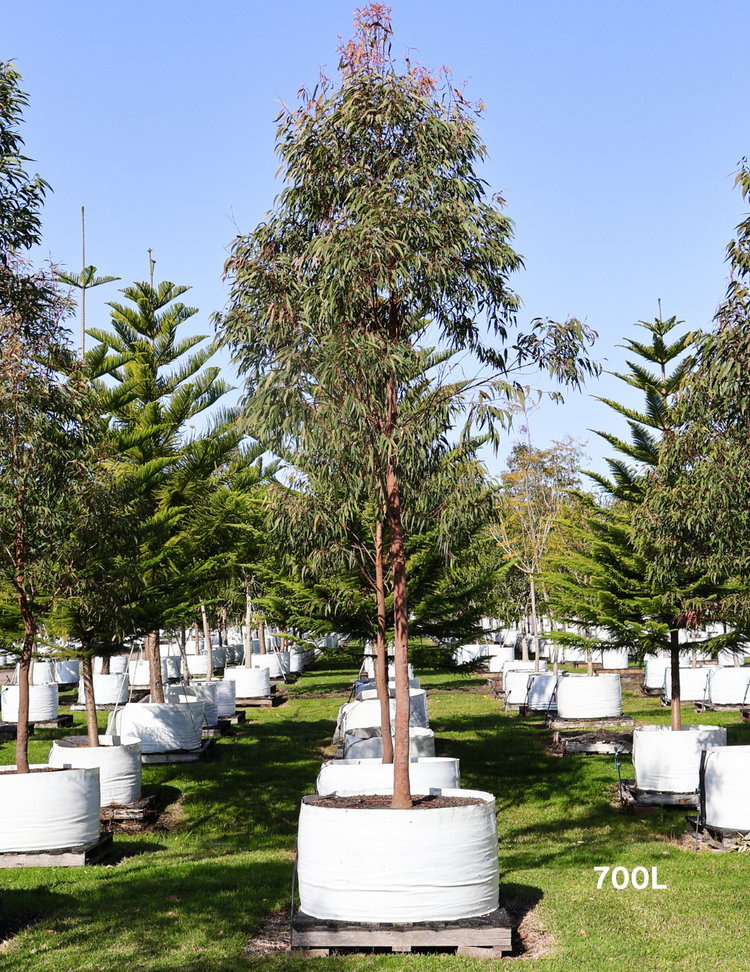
<box><xmin>202</xmin><ymin>722</ymin><xmax>231</xmax><ymax>739</ymax></box>
<box><xmin>141</xmin><ymin>738</ymin><xmax>215</xmax><ymax>764</ymax></box>
<box><xmin>289</xmin><ymin>908</ymin><xmax>513</xmax><ymax>958</ymax></box>
<box><xmin>0</xmin><ymin>714</ymin><xmax>76</xmax><ymax>738</ymax></box>
<box><xmin>547</xmin><ymin>715</ymin><xmax>635</xmax><ymax>730</ymax></box>
<box><xmin>553</xmin><ymin>730</ymin><xmax>633</xmax><ymax>755</ymax></box>
<box><xmin>219</xmin><ymin>711</ymin><xmax>246</xmax><ymax>725</ymax></box>
<box><xmin>70</xmin><ymin>702</ymin><xmax>120</xmax><ymax>712</ymax></box>
<box><xmin>101</xmin><ymin>792</ymin><xmax>160</xmax><ymax>823</ymax></box>
<box><xmin>0</xmin><ymin>831</ymin><xmax>113</xmax><ymax>869</ymax></box>
<box><xmin>619</xmin><ymin>778</ymin><xmax>698</xmax><ymax>808</ymax></box>
<box><xmin>235</xmin><ymin>696</ymin><xmax>277</xmax><ymax>708</ymax></box>
<box><xmin>685</xmin><ymin>815</ymin><xmax>750</xmax><ymax>850</ymax></box>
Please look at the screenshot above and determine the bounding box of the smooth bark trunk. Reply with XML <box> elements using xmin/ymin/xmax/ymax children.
<box><xmin>194</xmin><ymin>620</ymin><xmax>201</xmax><ymax>655</ymax></box>
<box><xmin>244</xmin><ymin>588</ymin><xmax>253</xmax><ymax>668</ymax></box>
<box><xmin>16</xmin><ymin>624</ymin><xmax>33</xmax><ymax>774</ymax></box>
<box><xmin>258</xmin><ymin>619</ymin><xmax>267</xmax><ymax>655</ymax></box>
<box><xmin>101</xmin><ymin>655</ymin><xmax>110</xmax><ymax>675</ymax></box>
<box><xmin>201</xmin><ymin>603</ymin><xmax>213</xmax><ymax>681</ymax></box>
<box><xmin>81</xmin><ymin>651</ymin><xmax>100</xmax><ymax>747</ymax></box>
<box><xmin>670</xmin><ymin>628</ymin><xmax>682</xmax><ymax>731</ymax></box>
<box><xmin>521</xmin><ymin>620</ymin><xmax>529</xmax><ymax>662</ymax></box>
<box><xmin>530</xmin><ymin>577</ymin><xmax>540</xmax><ymax>673</ymax></box>
<box><xmin>385</xmin><ymin>461</ymin><xmax>411</xmax><ymax>809</ymax></box>
<box><xmin>147</xmin><ymin>630</ymin><xmax>165</xmax><ymax>703</ymax></box>
<box><xmin>375</xmin><ymin>518</ymin><xmax>393</xmax><ymax>764</ymax></box>
<box><xmin>180</xmin><ymin>621</ymin><xmax>190</xmax><ymax>685</ymax></box>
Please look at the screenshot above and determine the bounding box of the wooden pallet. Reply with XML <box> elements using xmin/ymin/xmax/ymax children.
<box><xmin>619</xmin><ymin>778</ymin><xmax>698</xmax><ymax>808</ymax></box>
<box><xmin>219</xmin><ymin>711</ymin><xmax>246</xmax><ymax>726</ymax></box>
<box><xmin>202</xmin><ymin>722</ymin><xmax>230</xmax><ymax>739</ymax></box>
<box><xmin>290</xmin><ymin>908</ymin><xmax>513</xmax><ymax>957</ymax></box>
<box><xmin>553</xmin><ymin>730</ymin><xmax>633</xmax><ymax>755</ymax></box>
<box><xmin>507</xmin><ymin>703</ymin><xmax>556</xmax><ymax>717</ymax></box>
<box><xmin>70</xmin><ymin>702</ymin><xmax>120</xmax><ymax>712</ymax></box>
<box><xmin>235</xmin><ymin>696</ymin><xmax>276</xmax><ymax>708</ymax></box>
<box><xmin>141</xmin><ymin>738</ymin><xmax>215</xmax><ymax>764</ymax></box>
<box><xmin>0</xmin><ymin>831</ymin><xmax>113</xmax><ymax>869</ymax></box>
<box><xmin>0</xmin><ymin>714</ymin><xmax>75</xmax><ymax>738</ymax></box>
<box><xmin>101</xmin><ymin>792</ymin><xmax>160</xmax><ymax>824</ymax></box>
<box><xmin>685</xmin><ymin>815</ymin><xmax>750</xmax><ymax>850</ymax></box>
<box><xmin>547</xmin><ymin>715</ymin><xmax>635</xmax><ymax>730</ymax></box>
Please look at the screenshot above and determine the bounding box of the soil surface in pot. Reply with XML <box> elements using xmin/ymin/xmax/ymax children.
<box><xmin>310</xmin><ymin>794</ymin><xmax>485</xmax><ymax>809</ymax></box>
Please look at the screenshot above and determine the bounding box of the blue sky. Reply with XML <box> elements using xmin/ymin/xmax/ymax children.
<box><xmin>5</xmin><ymin>1</ymin><xmax>749</xmax><ymax>479</ymax></box>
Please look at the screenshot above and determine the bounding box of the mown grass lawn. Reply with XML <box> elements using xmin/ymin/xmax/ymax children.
<box><xmin>1</xmin><ymin>662</ymin><xmax>749</xmax><ymax>971</ymax></box>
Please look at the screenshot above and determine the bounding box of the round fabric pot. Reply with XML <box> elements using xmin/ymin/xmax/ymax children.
<box><xmin>596</xmin><ymin>648</ymin><xmax>629</xmax><ymax>669</ymax></box>
<box><xmin>224</xmin><ymin>666</ymin><xmax>270</xmax><ymax>698</ymax></box>
<box><xmin>562</xmin><ymin>647</ymin><xmax>588</xmax><ymax>664</ymax></box>
<box><xmin>501</xmin><ymin>660</ymin><xmax>547</xmax><ymax>682</ymax></box>
<box><xmin>252</xmin><ymin>652</ymin><xmax>291</xmax><ymax>678</ymax></box>
<box><xmin>211</xmin><ymin>647</ymin><xmax>226</xmax><ymax>670</ymax></box>
<box><xmin>1</xmin><ymin>683</ymin><xmax>59</xmax><ymax>722</ymax></box>
<box><xmin>128</xmin><ymin>659</ymin><xmax>151</xmax><ymax>687</ymax></box>
<box><xmin>708</xmin><ymin>667</ymin><xmax>750</xmax><ymax>705</ymax></box>
<box><xmin>718</xmin><ymin>649</ymin><xmax>745</xmax><ymax>667</ymax></box>
<box><xmin>505</xmin><ymin>672</ymin><xmax>558</xmax><ymax>709</ymax></box>
<box><xmin>632</xmin><ymin>724</ymin><xmax>726</xmax><ymax>792</ymax></box>
<box><xmin>31</xmin><ymin>659</ymin><xmax>57</xmax><ymax>684</ymax></box>
<box><xmin>214</xmin><ymin>679</ymin><xmax>236</xmax><ymax>717</ymax></box>
<box><xmin>297</xmin><ymin>788</ymin><xmax>498</xmax><ymax>922</ymax></box>
<box><xmin>556</xmin><ymin>674</ymin><xmax>622</xmax><ymax>719</ymax></box>
<box><xmin>453</xmin><ymin>644</ymin><xmax>489</xmax><ymax>665</ymax></box>
<box><xmin>663</xmin><ymin>667</ymin><xmax>710</xmax><ymax>703</ymax></box>
<box><xmin>159</xmin><ymin>642</ymin><xmax>181</xmax><ymax>657</ymax></box>
<box><xmin>290</xmin><ymin>651</ymin><xmax>307</xmax><ymax>673</ymax></box>
<box><xmin>182</xmin><ymin>655</ymin><xmax>209</xmax><ymax>678</ymax></box>
<box><xmin>54</xmin><ymin>660</ymin><xmax>80</xmax><ymax>684</ymax></box>
<box><xmin>0</xmin><ymin>765</ymin><xmax>101</xmax><ymax>853</ymax></box>
<box><xmin>703</xmin><ymin>746</ymin><xmax>750</xmax><ymax>830</ymax></box>
<box><xmin>77</xmin><ymin>673</ymin><xmax>130</xmax><ymax>705</ymax></box>
<box><xmin>486</xmin><ymin>645</ymin><xmax>515</xmax><ymax>673</ymax></box>
<box><xmin>644</xmin><ymin>656</ymin><xmax>670</xmax><ymax>690</ymax></box>
<box><xmin>167</xmin><ymin>683</ymin><xmax>219</xmax><ymax>726</ymax></box>
<box><xmin>95</xmin><ymin>655</ymin><xmax>128</xmax><ymax>675</ymax></box>
<box><xmin>48</xmin><ymin>734</ymin><xmax>142</xmax><ymax>806</ymax></box>
<box><xmin>162</xmin><ymin>657</ymin><xmax>181</xmax><ymax>681</ymax></box>
<box><xmin>343</xmin><ymin>726</ymin><xmax>436</xmax><ymax>759</ymax></box>
<box><xmin>316</xmin><ymin>757</ymin><xmax>461</xmax><ymax>796</ymax></box>
<box><xmin>107</xmin><ymin>702</ymin><xmax>204</xmax><ymax>753</ymax></box>
<box><xmin>339</xmin><ymin>696</ymin><xmax>429</xmax><ymax>738</ymax></box>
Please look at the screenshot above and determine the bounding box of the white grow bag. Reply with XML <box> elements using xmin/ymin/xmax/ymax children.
<box><xmin>707</xmin><ymin>667</ymin><xmax>750</xmax><ymax>706</ymax></box>
<box><xmin>453</xmin><ymin>644</ymin><xmax>490</xmax><ymax>665</ymax></box>
<box><xmin>316</xmin><ymin>757</ymin><xmax>461</xmax><ymax>796</ymax></box>
<box><xmin>644</xmin><ymin>656</ymin><xmax>670</xmax><ymax>690</ymax></box>
<box><xmin>224</xmin><ymin>666</ymin><xmax>270</xmax><ymax>698</ymax></box>
<box><xmin>182</xmin><ymin>655</ymin><xmax>209</xmax><ymax>678</ymax></box>
<box><xmin>596</xmin><ymin>648</ymin><xmax>629</xmax><ymax>669</ymax></box>
<box><xmin>297</xmin><ymin>788</ymin><xmax>498</xmax><ymax>921</ymax></box>
<box><xmin>290</xmin><ymin>651</ymin><xmax>306</xmax><ymax>673</ymax></box>
<box><xmin>252</xmin><ymin>652</ymin><xmax>291</xmax><ymax>677</ymax></box>
<box><xmin>632</xmin><ymin>724</ymin><xmax>726</xmax><ymax>792</ymax></box>
<box><xmin>562</xmin><ymin>646</ymin><xmax>588</xmax><ymax>664</ymax></box>
<box><xmin>49</xmin><ymin>735</ymin><xmax>142</xmax><ymax>806</ymax></box>
<box><xmin>501</xmin><ymin>660</ymin><xmax>547</xmax><ymax>682</ymax></box>
<box><xmin>31</xmin><ymin>659</ymin><xmax>57</xmax><ymax>684</ymax></box>
<box><xmin>486</xmin><ymin>645</ymin><xmax>516</xmax><ymax>672</ymax></box>
<box><xmin>162</xmin><ymin>657</ymin><xmax>181</xmax><ymax>681</ymax></box>
<box><xmin>1</xmin><ymin>683</ymin><xmax>59</xmax><ymax>722</ymax></box>
<box><xmin>504</xmin><ymin>672</ymin><xmax>558</xmax><ymax>709</ymax></box>
<box><xmin>167</xmin><ymin>683</ymin><xmax>219</xmax><ymax>726</ymax></box>
<box><xmin>214</xmin><ymin>679</ymin><xmax>236</xmax><ymax>717</ymax></box>
<box><xmin>343</xmin><ymin>726</ymin><xmax>436</xmax><ymax>759</ymax></box>
<box><xmin>338</xmin><ymin>697</ymin><xmax>429</xmax><ymax>740</ymax></box>
<box><xmin>107</xmin><ymin>702</ymin><xmax>204</xmax><ymax>753</ymax></box>
<box><xmin>55</xmin><ymin>660</ymin><xmax>80</xmax><ymax>684</ymax></box>
<box><xmin>556</xmin><ymin>674</ymin><xmax>622</xmax><ymax>719</ymax></box>
<box><xmin>77</xmin><ymin>673</ymin><xmax>130</xmax><ymax>705</ymax></box>
<box><xmin>211</xmin><ymin>647</ymin><xmax>226</xmax><ymax>669</ymax></box>
<box><xmin>0</xmin><ymin>765</ymin><xmax>100</xmax><ymax>853</ymax></box>
<box><xmin>663</xmin><ymin>667</ymin><xmax>710</xmax><ymax>703</ymax></box>
<box><xmin>95</xmin><ymin>655</ymin><xmax>128</xmax><ymax>675</ymax></box>
<box><xmin>718</xmin><ymin>649</ymin><xmax>745</xmax><ymax>667</ymax></box>
<box><xmin>702</xmin><ymin>746</ymin><xmax>750</xmax><ymax>830</ymax></box>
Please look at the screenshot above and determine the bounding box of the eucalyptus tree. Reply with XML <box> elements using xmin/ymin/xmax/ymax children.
<box><xmin>218</xmin><ymin>6</ymin><xmax>597</xmax><ymax>806</ymax></box>
<box><xmin>88</xmin><ymin>275</ymin><xmax>245</xmax><ymax>701</ymax></box>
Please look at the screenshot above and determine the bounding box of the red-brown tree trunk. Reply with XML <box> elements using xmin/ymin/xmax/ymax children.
<box><xmin>258</xmin><ymin>619</ymin><xmax>267</xmax><ymax>655</ymax></box>
<box><xmin>385</xmin><ymin>460</ymin><xmax>411</xmax><ymax>809</ymax></box>
<box><xmin>81</xmin><ymin>650</ymin><xmax>100</xmax><ymax>747</ymax></box>
<box><xmin>375</xmin><ymin>518</ymin><xmax>393</xmax><ymax>764</ymax></box>
<box><xmin>148</xmin><ymin>630</ymin><xmax>165</xmax><ymax>703</ymax></box>
<box><xmin>15</xmin><ymin>621</ymin><xmax>33</xmax><ymax>774</ymax></box>
<box><xmin>201</xmin><ymin>603</ymin><xmax>213</xmax><ymax>681</ymax></box>
<box><xmin>670</xmin><ymin>628</ymin><xmax>682</xmax><ymax>731</ymax></box>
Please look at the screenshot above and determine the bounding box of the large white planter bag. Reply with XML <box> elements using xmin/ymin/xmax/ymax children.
<box><xmin>718</xmin><ymin>649</ymin><xmax>745</xmax><ymax>667</ymax></box>
<box><xmin>341</xmin><ymin>696</ymin><xmax>429</xmax><ymax>737</ymax></box>
<box><xmin>1</xmin><ymin>683</ymin><xmax>59</xmax><ymax>722</ymax></box>
<box><xmin>183</xmin><ymin>655</ymin><xmax>209</xmax><ymax>678</ymax></box>
<box><xmin>357</xmin><ymin>680</ymin><xmax>420</xmax><ymax>701</ymax></box>
<box><xmin>453</xmin><ymin>644</ymin><xmax>489</xmax><ymax>665</ymax></box>
<box><xmin>163</xmin><ymin>657</ymin><xmax>181</xmax><ymax>681</ymax></box>
<box><xmin>159</xmin><ymin>642</ymin><xmax>181</xmax><ymax>657</ymax></box>
<box><xmin>526</xmin><ymin>673</ymin><xmax>558</xmax><ymax>709</ymax></box>
<box><xmin>502</xmin><ymin>660</ymin><xmax>547</xmax><ymax>682</ymax></box>
<box><xmin>252</xmin><ymin>652</ymin><xmax>291</xmax><ymax>677</ymax></box>
<box><xmin>486</xmin><ymin>645</ymin><xmax>515</xmax><ymax>672</ymax></box>
<box><xmin>77</xmin><ymin>672</ymin><xmax>130</xmax><ymax>705</ymax></box>
<box><xmin>214</xmin><ymin>679</ymin><xmax>236</xmax><ymax>717</ymax></box>
<box><xmin>343</xmin><ymin>727</ymin><xmax>436</xmax><ymax>759</ymax></box>
<box><xmin>562</xmin><ymin>647</ymin><xmax>588</xmax><ymax>664</ymax></box>
<box><xmin>54</xmin><ymin>660</ymin><xmax>80</xmax><ymax>684</ymax></box>
<box><xmin>298</xmin><ymin>788</ymin><xmax>498</xmax><ymax>922</ymax></box>
<box><xmin>316</xmin><ymin>757</ymin><xmax>461</xmax><ymax>796</ymax></box>
<box><xmin>31</xmin><ymin>659</ymin><xmax>57</xmax><ymax>684</ymax></box>
<box><xmin>211</xmin><ymin>647</ymin><xmax>226</xmax><ymax>669</ymax></box>
<box><xmin>128</xmin><ymin>659</ymin><xmax>151</xmax><ymax>687</ymax></box>
<box><xmin>107</xmin><ymin>702</ymin><xmax>204</xmax><ymax>753</ymax></box>
<box><xmin>633</xmin><ymin>725</ymin><xmax>726</xmax><ymax>792</ymax></box>
<box><xmin>597</xmin><ymin>648</ymin><xmax>629</xmax><ymax>669</ymax></box>
<box><xmin>95</xmin><ymin>655</ymin><xmax>128</xmax><ymax>675</ymax></box>
<box><xmin>663</xmin><ymin>667</ymin><xmax>710</xmax><ymax>702</ymax></box>
<box><xmin>167</xmin><ymin>683</ymin><xmax>219</xmax><ymax>726</ymax></box>
<box><xmin>49</xmin><ymin>735</ymin><xmax>142</xmax><ymax>806</ymax></box>
<box><xmin>644</xmin><ymin>656</ymin><xmax>670</xmax><ymax>690</ymax></box>
<box><xmin>504</xmin><ymin>670</ymin><xmax>535</xmax><ymax>705</ymax></box>
<box><xmin>224</xmin><ymin>666</ymin><xmax>270</xmax><ymax>698</ymax></box>
<box><xmin>556</xmin><ymin>674</ymin><xmax>622</xmax><ymax>719</ymax></box>
<box><xmin>290</xmin><ymin>651</ymin><xmax>305</xmax><ymax>673</ymax></box>
<box><xmin>0</xmin><ymin>765</ymin><xmax>100</xmax><ymax>853</ymax></box>
<box><xmin>703</xmin><ymin>746</ymin><xmax>750</xmax><ymax>830</ymax></box>
<box><xmin>708</xmin><ymin>667</ymin><xmax>750</xmax><ymax>705</ymax></box>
